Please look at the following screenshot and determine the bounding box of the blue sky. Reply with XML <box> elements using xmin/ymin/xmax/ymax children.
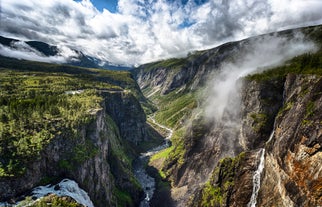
<box><xmin>1</xmin><ymin>0</ymin><xmax>322</xmax><ymax>65</ymax></box>
<box><xmin>90</xmin><ymin>0</ymin><xmax>208</xmax><ymax>13</ymax></box>
<box><xmin>91</xmin><ymin>0</ymin><xmax>118</xmax><ymax>12</ymax></box>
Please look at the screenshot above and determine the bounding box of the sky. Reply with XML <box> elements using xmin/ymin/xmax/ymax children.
<box><xmin>1</xmin><ymin>0</ymin><xmax>322</xmax><ymax>65</ymax></box>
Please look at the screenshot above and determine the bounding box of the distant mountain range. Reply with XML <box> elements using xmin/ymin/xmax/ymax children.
<box><xmin>0</xmin><ymin>36</ymin><xmax>132</xmax><ymax>70</ymax></box>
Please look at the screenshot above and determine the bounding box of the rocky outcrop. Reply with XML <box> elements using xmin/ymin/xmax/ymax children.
<box><xmin>0</xmin><ymin>91</ymin><xmax>149</xmax><ymax>206</ymax></box>
<box><xmin>258</xmin><ymin>74</ymin><xmax>322</xmax><ymax>206</ymax></box>
<box><xmin>189</xmin><ymin>151</ymin><xmax>261</xmax><ymax>207</ymax></box>
<box><xmin>0</xmin><ymin>108</ymin><xmax>117</xmax><ymax>206</ymax></box>
<box><xmin>187</xmin><ymin>74</ymin><xmax>322</xmax><ymax>207</ymax></box>
<box><xmin>103</xmin><ymin>91</ymin><xmax>150</xmax><ymax>144</ymax></box>
<box><xmin>239</xmin><ymin>78</ymin><xmax>284</xmax><ymax>150</ymax></box>
<box><xmin>133</xmin><ymin>42</ymin><xmax>242</xmax><ymax>96</ymax></box>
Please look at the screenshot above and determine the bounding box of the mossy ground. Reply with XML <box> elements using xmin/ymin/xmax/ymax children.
<box><xmin>196</xmin><ymin>152</ymin><xmax>245</xmax><ymax>207</ymax></box>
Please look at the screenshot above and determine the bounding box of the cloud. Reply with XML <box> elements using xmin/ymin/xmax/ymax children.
<box><xmin>0</xmin><ymin>41</ymin><xmax>80</xmax><ymax>63</ymax></box>
<box><xmin>1</xmin><ymin>0</ymin><xmax>322</xmax><ymax>65</ymax></box>
<box><xmin>204</xmin><ymin>32</ymin><xmax>317</xmax><ymax>122</ymax></box>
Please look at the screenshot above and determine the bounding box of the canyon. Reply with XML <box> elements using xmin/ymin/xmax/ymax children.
<box><xmin>0</xmin><ymin>24</ymin><xmax>321</xmax><ymax>207</ymax></box>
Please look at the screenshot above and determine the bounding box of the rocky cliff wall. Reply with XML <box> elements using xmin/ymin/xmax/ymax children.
<box><xmin>0</xmin><ymin>107</ymin><xmax>116</xmax><ymax>206</ymax></box>
<box><xmin>133</xmin><ymin>41</ymin><xmax>242</xmax><ymax>96</ymax></box>
<box><xmin>103</xmin><ymin>91</ymin><xmax>149</xmax><ymax>144</ymax></box>
<box><xmin>0</xmin><ymin>91</ymin><xmax>149</xmax><ymax>206</ymax></box>
<box><xmin>258</xmin><ymin>74</ymin><xmax>322</xmax><ymax>206</ymax></box>
<box><xmin>134</xmin><ymin>25</ymin><xmax>322</xmax><ymax>207</ymax></box>
<box><xmin>187</xmin><ymin>74</ymin><xmax>322</xmax><ymax>207</ymax></box>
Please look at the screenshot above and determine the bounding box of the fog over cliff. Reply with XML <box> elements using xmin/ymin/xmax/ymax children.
<box><xmin>205</xmin><ymin>32</ymin><xmax>317</xmax><ymax>123</ymax></box>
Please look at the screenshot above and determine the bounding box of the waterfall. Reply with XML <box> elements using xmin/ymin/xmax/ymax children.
<box><xmin>0</xmin><ymin>179</ymin><xmax>94</xmax><ymax>207</ymax></box>
<box><xmin>266</xmin><ymin>130</ymin><xmax>275</xmax><ymax>144</ymax></box>
<box><xmin>32</xmin><ymin>179</ymin><xmax>94</xmax><ymax>207</ymax></box>
<box><xmin>247</xmin><ymin>148</ymin><xmax>265</xmax><ymax>207</ymax></box>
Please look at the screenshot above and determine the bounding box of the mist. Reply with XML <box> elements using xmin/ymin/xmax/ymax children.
<box><xmin>0</xmin><ymin>41</ymin><xmax>80</xmax><ymax>64</ymax></box>
<box><xmin>205</xmin><ymin>32</ymin><xmax>317</xmax><ymax>123</ymax></box>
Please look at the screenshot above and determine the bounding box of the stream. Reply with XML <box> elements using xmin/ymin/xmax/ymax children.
<box><xmin>133</xmin><ymin>116</ymin><xmax>173</xmax><ymax>207</ymax></box>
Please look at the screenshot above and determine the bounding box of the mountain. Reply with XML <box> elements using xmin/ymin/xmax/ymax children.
<box><xmin>0</xmin><ymin>24</ymin><xmax>321</xmax><ymax>207</ymax></box>
<box><xmin>0</xmin><ymin>36</ymin><xmax>132</xmax><ymax>70</ymax></box>
<box><xmin>133</xmin><ymin>24</ymin><xmax>322</xmax><ymax>206</ymax></box>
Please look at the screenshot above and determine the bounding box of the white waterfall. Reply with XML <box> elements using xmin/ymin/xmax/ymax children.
<box><xmin>266</xmin><ymin>130</ymin><xmax>275</xmax><ymax>144</ymax></box>
<box><xmin>31</xmin><ymin>179</ymin><xmax>94</xmax><ymax>207</ymax></box>
<box><xmin>0</xmin><ymin>179</ymin><xmax>94</xmax><ymax>207</ymax></box>
<box><xmin>247</xmin><ymin>148</ymin><xmax>265</xmax><ymax>207</ymax></box>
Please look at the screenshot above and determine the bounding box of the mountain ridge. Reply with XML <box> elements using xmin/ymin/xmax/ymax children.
<box><xmin>0</xmin><ymin>24</ymin><xmax>321</xmax><ymax>206</ymax></box>
<box><xmin>0</xmin><ymin>35</ymin><xmax>132</xmax><ymax>71</ymax></box>
<box><xmin>134</xmin><ymin>24</ymin><xmax>322</xmax><ymax>206</ymax></box>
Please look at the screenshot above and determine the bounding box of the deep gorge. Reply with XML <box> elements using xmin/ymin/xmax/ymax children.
<box><xmin>0</xmin><ymin>24</ymin><xmax>321</xmax><ymax>207</ymax></box>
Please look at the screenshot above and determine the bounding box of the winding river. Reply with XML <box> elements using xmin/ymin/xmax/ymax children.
<box><xmin>133</xmin><ymin>116</ymin><xmax>173</xmax><ymax>207</ymax></box>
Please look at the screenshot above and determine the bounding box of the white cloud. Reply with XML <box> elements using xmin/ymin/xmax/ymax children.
<box><xmin>1</xmin><ymin>0</ymin><xmax>322</xmax><ymax>65</ymax></box>
<box><xmin>0</xmin><ymin>42</ymin><xmax>78</xmax><ymax>63</ymax></box>
<box><xmin>205</xmin><ymin>33</ymin><xmax>317</xmax><ymax>122</ymax></box>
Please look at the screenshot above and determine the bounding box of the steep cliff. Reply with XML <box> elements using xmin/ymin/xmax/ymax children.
<box><xmin>0</xmin><ymin>93</ymin><xmax>147</xmax><ymax>206</ymax></box>
<box><xmin>189</xmin><ymin>74</ymin><xmax>322</xmax><ymax>207</ymax></box>
<box><xmin>258</xmin><ymin>74</ymin><xmax>322</xmax><ymax>206</ymax></box>
<box><xmin>0</xmin><ymin>60</ymin><xmax>154</xmax><ymax>206</ymax></box>
<box><xmin>135</xmin><ymin>24</ymin><xmax>322</xmax><ymax>206</ymax></box>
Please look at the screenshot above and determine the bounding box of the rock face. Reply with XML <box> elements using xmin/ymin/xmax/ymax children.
<box><xmin>0</xmin><ymin>91</ymin><xmax>148</xmax><ymax>206</ymax></box>
<box><xmin>258</xmin><ymin>74</ymin><xmax>322</xmax><ymax>206</ymax></box>
<box><xmin>186</xmin><ymin>74</ymin><xmax>322</xmax><ymax>207</ymax></box>
<box><xmin>133</xmin><ymin>41</ymin><xmax>242</xmax><ymax>96</ymax></box>
<box><xmin>103</xmin><ymin>91</ymin><xmax>150</xmax><ymax>144</ymax></box>
<box><xmin>0</xmin><ymin>108</ymin><xmax>116</xmax><ymax>206</ymax></box>
<box><xmin>135</xmin><ymin>25</ymin><xmax>322</xmax><ymax>207</ymax></box>
<box><xmin>239</xmin><ymin>78</ymin><xmax>284</xmax><ymax>150</ymax></box>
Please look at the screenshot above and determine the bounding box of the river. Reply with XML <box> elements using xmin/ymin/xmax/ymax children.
<box><xmin>133</xmin><ymin>116</ymin><xmax>173</xmax><ymax>207</ymax></box>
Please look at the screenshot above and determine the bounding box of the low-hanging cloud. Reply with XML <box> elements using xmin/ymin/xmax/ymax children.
<box><xmin>205</xmin><ymin>32</ymin><xmax>317</xmax><ymax>122</ymax></box>
<box><xmin>1</xmin><ymin>0</ymin><xmax>322</xmax><ymax>65</ymax></box>
<box><xmin>0</xmin><ymin>41</ymin><xmax>80</xmax><ymax>63</ymax></box>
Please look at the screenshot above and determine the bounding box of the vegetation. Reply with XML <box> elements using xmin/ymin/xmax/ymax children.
<box><xmin>139</xmin><ymin>58</ymin><xmax>188</xmax><ymax>73</ymax></box>
<box><xmin>17</xmin><ymin>195</ymin><xmax>83</xmax><ymax>207</ymax></box>
<box><xmin>0</xmin><ymin>57</ymin><xmax>138</xmax><ymax>177</ymax></box>
<box><xmin>151</xmin><ymin>90</ymin><xmax>198</xmax><ymax>128</ymax></box>
<box><xmin>113</xmin><ymin>188</ymin><xmax>134</xmax><ymax>207</ymax></box>
<box><xmin>150</xmin><ymin>146</ymin><xmax>174</xmax><ymax>162</ymax></box>
<box><xmin>0</xmin><ymin>55</ymin><xmax>144</xmax><ymax>99</ymax></box>
<box><xmin>250</xmin><ymin>113</ymin><xmax>268</xmax><ymax>132</ymax></box>
<box><xmin>198</xmin><ymin>152</ymin><xmax>245</xmax><ymax>207</ymax></box>
<box><xmin>247</xmin><ymin>52</ymin><xmax>322</xmax><ymax>81</ymax></box>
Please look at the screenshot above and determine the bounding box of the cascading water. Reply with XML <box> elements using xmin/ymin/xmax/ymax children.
<box><xmin>0</xmin><ymin>179</ymin><xmax>94</xmax><ymax>207</ymax></box>
<box><xmin>266</xmin><ymin>130</ymin><xmax>275</xmax><ymax>144</ymax></box>
<box><xmin>31</xmin><ymin>179</ymin><xmax>94</xmax><ymax>207</ymax></box>
<box><xmin>133</xmin><ymin>116</ymin><xmax>173</xmax><ymax>207</ymax></box>
<box><xmin>134</xmin><ymin>155</ymin><xmax>156</xmax><ymax>207</ymax></box>
<box><xmin>247</xmin><ymin>148</ymin><xmax>265</xmax><ymax>207</ymax></box>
